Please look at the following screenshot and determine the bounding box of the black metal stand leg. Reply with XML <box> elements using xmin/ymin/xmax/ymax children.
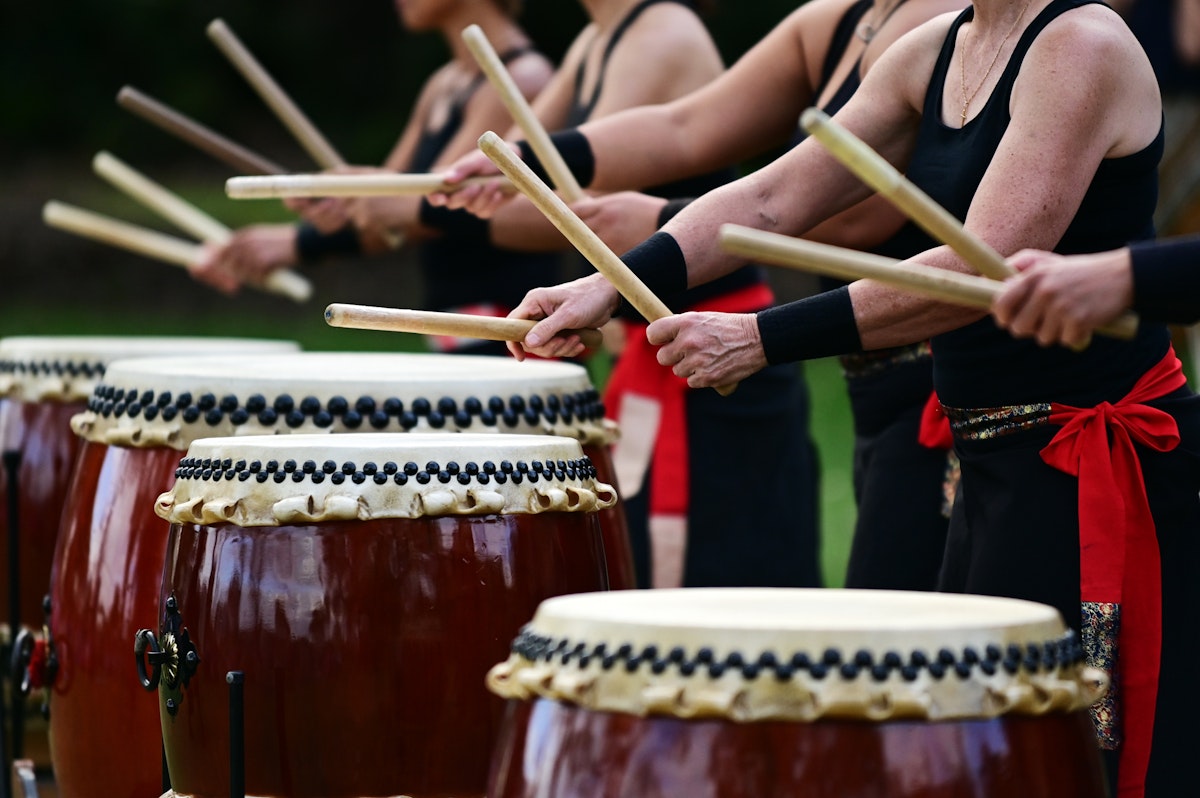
<box><xmin>2</xmin><ymin>450</ymin><xmax>22</xmax><ymax>798</ymax></box>
<box><xmin>161</xmin><ymin>742</ymin><xmax>170</xmax><ymax>795</ymax></box>
<box><xmin>227</xmin><ymin>671</ymin><xmax>244</xmax><ymax>798</ymax></box>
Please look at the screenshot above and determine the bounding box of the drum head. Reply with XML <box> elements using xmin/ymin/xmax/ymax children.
<box><xmin>156</xmin><ymin>432</ymin><xmax>616</xmax><ymax>525</ymax></box>
<box><xmin>72</xmin><ymin>352</ymin><xmax>611</xmax><ymax>448</ymax></box>
<box><xmin>488</xmin><ymin>588</ymin><xmax>1108</xmax><ymax>723</ymax></box>
<box><xmin>0</xmin><ymin>336</ymin><xmax>298</xmax><ymax>402</ymax></box>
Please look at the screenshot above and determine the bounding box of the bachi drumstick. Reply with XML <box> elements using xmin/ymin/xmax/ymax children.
<box><xmin>478</xmin><ymin>131</ymin><xmax>737</xmax><ymax>395</ymax></box>
<box><xmin>207</xmin><ymin>18</ymin><xmax>346</xmax><ymax>170</ymax></box>
<box><xmin>117</xmin><ymin>86</ymin><xmax>286</xmax><ymax>175</ymax></box>
<box><xmin>92</xmin><ymin>152</ymin><xmax>312</xmax><ymax>302</ymax></box>
<box><xmin>799</xmin><ymin>108</ymin><xmax>1014</xmax><ymax>280</ymax></box>
<box><xmin>718</xmin><ymin>224</ymin><xmax>1139</xmax><ymax>342</ymax></box>
<box><xmin>462</xmin><ymin>25</ymin><xmax>584</xmax><ymax>202</ymax></box>
<box><xmin>325</xmin><ymin>304</ymin><xmax>604</xmax><ymax>349</ymax></box>
<box><xmin>226</xmin><ymin>173</ymin><xmax>504</xmax><ymax>200</ymax></box>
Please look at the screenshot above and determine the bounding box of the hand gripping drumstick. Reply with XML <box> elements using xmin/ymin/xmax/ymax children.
<box><xmin>478</xmin><ymin>131</ymin><xmax>737</xmax><ymax>395</ymax></box>
<box><xmin>798</xmin><ymin>108</ymin><xmax>1140</xmax><ymax>337</ymax></box>
<box><xmin>207</xmin><ymin>19</ymin><xmax>346</xmax><ymax>171</ymax></box>
<box><xmin>117</xmin><ymin>86</ymin><xmax>287</xmax><ymax>176</ymax></box>
<box><xmin>462</xmin><ymin>25</ymin><xmax>584</xmax><ymax>202</ymax></box>
<box><xmin>43</xmin><ymin>201</ymin><xmax>310</xmax><ymax>302</ymax></box>
<box><xmin>800</xmin><ymin>108</ymin><xmax>1014</xmax><ymax>281</ymax></box>
<box><xmin>226</xmin><ymin>173</ymin><xmax>503</xmax><ymax>200</ymax></box>
<box><xmin>718</xmin><ymin>225</ymin><xmax>1139</xmax><ymax>342</ymax></box>
<box><xmin>92</xmin><ymin>152</ymin><xmax>312</xmax><ymax>302</ymax></box>
<box><xmin>325</xmin><ymin>303</ymin><xmax>604</xmax><ymax>349</ymax></box>
<box><xmin>206</xmin><ymin>20</ymin><xmax>403</xmax><ymax>250</ymax></box>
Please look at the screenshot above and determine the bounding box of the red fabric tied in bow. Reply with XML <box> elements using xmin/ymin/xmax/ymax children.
<box><xmin>918</xmin><ymin>391</ymin><xmax>953</xmax><ymax>450</ymax></box>
<box><xmin>1039</xmin><ymin>347</ymin><xmax>1186</xmax><ymax>798</ymax></box>
<box><xmin>603</xmin><ymin>283</ymin><xmax>774</xmax><ymax>515</ymax></box>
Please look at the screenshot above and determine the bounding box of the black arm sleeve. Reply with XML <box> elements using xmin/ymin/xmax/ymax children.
<box><xmin>295</xmin><ymin>223</ymin><xmax>361</xmax><ymax>262</ymax></box>
<box><xmin>1130</xmin><ymin>235</ymin><xmax>1200</xmax><ymax>324</ymax></box>
<box><xmin>516</xmin><ymin>131</ymin><xmax>596</xmax><ymax>189</ymax></box>
<box><xmin>756</xmin><ymin>286</ymin><xmax>863</xmax><ymax>364</ymax></box>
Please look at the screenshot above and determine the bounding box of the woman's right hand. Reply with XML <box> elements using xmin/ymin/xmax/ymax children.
<box><xmin>189</xmin><ymin>224</ymin><xmax>298</xmax><ymax>295</ymax></box>
<box><xmin>426</xmin><ymin>142</ymin><xmax>518</xmax><ymax>217</ymax></box>
<box><xmin>506</xmin><ymin>273</ymin><xmax>621</xmax><ymax>360</ymax></box>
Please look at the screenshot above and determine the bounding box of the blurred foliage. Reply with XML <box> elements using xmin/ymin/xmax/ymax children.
<box><xmin>4</xmin><ymin>0</ymin><xmax>801</xmax><ymax>169</ymax></box>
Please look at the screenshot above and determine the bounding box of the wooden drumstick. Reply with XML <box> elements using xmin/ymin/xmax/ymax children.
<box><xmin>799</xmin><ymin>108</ymin><xmax>1013</xmax><ymax>281</ymax></box>
<box><xmin>226</xmin><ymin>173</ymin><xmax>504</xmax><ymax>199</ymax></box>
<box><xmin>462</xmin><ymin>25</ymin><xmax>584</xmax><ymax>202</ymax></box>
<box><xmin>92</xmin><ymin>152</ymin><xmax>313</xmax><ymax>303</ymax></box>
<box><xmin>478</xmin><ymin>131</ymin><xmax>737</xmax><ymax>395</ymax></box>
<box><xmin>43</xmin><ymin>201</ymin><xmax>205</xmax><ymax>268</ymax></box>
<box><xmin>207</xmin><ymin>18</ymin><xmax>346</xmax><ymax>170</ymax></box>
<box><xmin>117</xmin><ymin>86</ymin><xmax>286</xmax><ymax>175</ymax></box>
<box><xmin>325</xmin><ymin>303</ymin><xmax>605</xmax><ymax>349</ymax></box>
<box><xmin>718</xmin><ymin>224</ymin><xmax>1139</xmax><ymax>342</ymax></box>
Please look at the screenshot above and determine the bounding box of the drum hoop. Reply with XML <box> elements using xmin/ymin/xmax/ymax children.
<box><xmin>486</xmin><ymin>626</ymin><xmax>1109</xmax><ymax>722</ymax></box>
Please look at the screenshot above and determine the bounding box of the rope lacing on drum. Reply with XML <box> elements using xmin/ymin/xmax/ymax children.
<box><xmin>0</xmin><ymin>359</ymin><xmax>103</xmax><ymax>378</ymax></box>
<box><xmin>172</xmin><ymin>456</ymin><xmax>599</xmax><ymax>487</ymax></box>
<box><xmin>84</xmin><ymin>385</ymin><xmax>606</xmax><ymax>430</ymax></box>
<box><xmin>508</xmin><ymin>626</ymin><xmax>1086</xmax><ymax>684</ymax></box>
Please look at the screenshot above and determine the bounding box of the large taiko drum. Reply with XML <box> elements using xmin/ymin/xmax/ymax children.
<box><xmin>486</xmin><ymin>589</ymin><xmax>1111</xmax><ymax>797</ymax></box>
<box><xmin>46</xmin><ymin>351</ymin><xmax>632</xmax><ymax>798</ymax></box>
<box><xmin>0</xmin><ymin>335</ymin><xmax>296</xmax><ymax>633</ymax></box>
<box><xmin>148</xmin><ymin>433</ymin><xmax>613</xmax><ymax>798</ymax></box>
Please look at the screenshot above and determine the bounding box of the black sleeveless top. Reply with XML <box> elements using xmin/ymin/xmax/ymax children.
<box><xmin>790</xmin><ymin>0</ymin><xmax>881</xmax><ymax>295</ymax></box>
<box><xmin>569</xmin><ymin>0</ymin><xmax>764</xmax><ymax>308</ymax></box>
<box><xmin>412</xmin><ymin>52</ymin><xmax>561</xmax><ymax>314</ymax></box>
<box><xmin>896</xmin><ymin>0</ymin><xmax>1167</xmax><ymax>407</ymax></box>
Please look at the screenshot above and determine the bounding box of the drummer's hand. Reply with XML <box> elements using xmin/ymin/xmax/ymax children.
<box><xmin>992</xmin><ymin>248</ymin><xmax>1133</xmax><ymax>349</ymax></box>
<box><xmin>573</xmin><ymin>192</ymin><xmax>666</xmax><ymax>255</ymax></box>
<box><xmin>427</xmin><ymin>145</ymin><xmax>513</xmax><ymax>217</ymax></box>
<box><xmin>506</xmin><ymin>273</ymin><xmax>620</xmax><ymax>361</ymax></box>
<box><xmin>647</xmin><ymin>312</ymin><xmax>767</xmax><ymax>389</ymax></box>
<box><xmin>189</xmin><ymin>224</ymin><xmax>298</xmax><ymax>295</ymax></box>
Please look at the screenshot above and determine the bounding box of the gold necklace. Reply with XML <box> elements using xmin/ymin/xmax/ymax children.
<box><xmin>958</xmin><ymin>0</ymin><xmax>1033</xmax><ymax>127</ymax></box>
<box><xmin>856</xmin><ymin>0</ymin><xmax>906</xmax><ymax>43</ymax></box>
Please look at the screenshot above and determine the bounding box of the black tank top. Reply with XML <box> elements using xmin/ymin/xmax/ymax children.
<box><xmin>412</xmin><ymin>50</ymin><xmax>562</xmax><ymax>314</ymax></box>
<box><xmin>566</xmin><ymin>0</ymin><xmax>764</xmax><ymax>308</ymax></box>
<box><xmin>897</xmin><ymin>0</ymin><xmax>1168</xmax><ymax>407</ymax></box>
<box><xmin>790</xmin><ymin>0</ymin><xmax>881</xmax><ymax>295</ymax></box>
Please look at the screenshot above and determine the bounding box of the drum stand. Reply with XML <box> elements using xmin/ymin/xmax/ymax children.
<box><xmin>157</xmin><ymin>671</ymin><xmax>244</xmax><ymax>798</ymax></box>
<box><xmin>3</xmin><ymin>450</ymin><xmax>22</xmax><ymax>798</ymax></box>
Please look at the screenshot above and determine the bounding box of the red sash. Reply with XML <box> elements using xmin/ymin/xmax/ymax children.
<box><xmin>918</xmin><ymin>391</ymin><xmax>953</xmax><ymax>450</ymax></box>
<box><xmin>603</xmin><ymin>283</ymin><xmax>775</xmax><ymax>514</ymax></box>
<box><xmin>1039</xmin><ymin>347</ymin><xmax>1186</xmax><ymax>798</ymax></box>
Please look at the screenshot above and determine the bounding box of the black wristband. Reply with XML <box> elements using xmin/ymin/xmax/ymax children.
<box><xmin>1130</xmin><ymin>235</ymin><xmax>1200</xmax><ymax>324</ymax></box>
<box><xmin>295</xmin><ymin>223</ymin><xmax>361</xmax><ymax>263</ymax></box>
<box><xmin>418</xmin><ymin>198</ymin><xmax>491</xmax><ymax>239</ymax></box>
<box><xmin>516</xmin><ymin>130</ymin><xmax>596</xmax><ymax>189</ymax></box>
<box><xmin>613</xmin><ymin>232</ymin><xmax>690</xmax><ymax>320</ymax></box>
<box><xmin>657</xmin><ymin>197</ymin><xmax>695</xmax><ymax>228</ymax></box>
<box><xmin>756</xmin><ymin>286</ymin><xmax>863</xmax><ymax>364</ymax></box>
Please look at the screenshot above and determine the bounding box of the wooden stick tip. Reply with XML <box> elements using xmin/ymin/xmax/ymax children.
<box><xmin>206</xmin><ymin>18</ymin><xmax>229</xmax><ymax>37</ymax></box>
<box><xmin>462</xmin><ymin>23</ymin><xmax>484</xmax><ymax>42</ymax></box>
<box><xmin>116</xmin><ymin>85</ymin><xmax>135</xmax><ymax>103</ymax></box>
<box><xmin>799</xmin><ymin>107</ymin><xmax>829</xmax><ymax>133</ymax></box>
<box><xmin>478</xmin><ymin>130</ymin><xmax>503</xmax><ymax>149</ymax></box>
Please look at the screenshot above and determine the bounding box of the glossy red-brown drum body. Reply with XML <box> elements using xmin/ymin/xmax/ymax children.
<box><xmin>0</xmin><ymin>398</ymin><xmax>84</xmax><ymax>629</ymax></box>
<box><xmin>49</xmin><ymin>443</ymin><xmax>181</xmax><ymax>798</ymax></box>
<box><xmin>486</xmin><ymin>589</ymin><xmax>1112</xmax><ymax>798</ymax></box>
<box><xmin>152</xmin><ymin>434</ymin><xmax>613</xmax><ymax>798</ymax></box>
<box><xmin>0</xmin><ymin>336</ymin><xmax>295</xmax><ymax>634</ymax></box>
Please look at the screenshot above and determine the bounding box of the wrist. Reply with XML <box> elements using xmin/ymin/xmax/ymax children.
<box><xmin>516</xmin><ymin>131</ymin><xmax>595</xmax><ymax>189</ymax></box>
<box><xmin>756</xmin><ymin>286</ymin><xmax>862</xmax><ymax>364</ymax></box>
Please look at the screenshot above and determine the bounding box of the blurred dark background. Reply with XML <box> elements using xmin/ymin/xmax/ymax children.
<box><xmin>1</xmin><ymin>0</ymin><xmax>806</xmax><ymax>346</ymax></box>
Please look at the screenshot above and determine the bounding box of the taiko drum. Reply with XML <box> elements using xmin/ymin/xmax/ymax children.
<box><xmin>486</xmin><ymin>589</ymin><xmax>1111</xmax><ymax>798</ymax></box>
<box><xmin>148</xmin><ymin>433</ymin><xmax>613</xmax><ymax>798</ymax></box>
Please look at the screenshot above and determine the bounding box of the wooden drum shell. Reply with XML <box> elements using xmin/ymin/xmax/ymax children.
<box><xmin>159</xmin><ymin>512</ymin><xmax>608</xmax><ymax>798</ymax></box>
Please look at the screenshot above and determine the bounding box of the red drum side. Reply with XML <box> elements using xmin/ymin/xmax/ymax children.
<box><xmin>0</xmin><ymin>399</ymin><xmax>86</xmax><ymax>629</ymax></box>
<box><xmin>488</xmin><ymin>699</ymin><xmax>1108</xmax><ymax>797</ymax></box>
<box><xmin>582</xmin><ymin>443</ymin><xmax>635</xmax><ymax>591</ymax></box>
<box><xmin>158</xmin><ymin>514</ymin><xmax>608</xmax><ymax>798</ymax></box>
<box><xmin>48</xmin><ymin>441</ymin><xmax>181</xmax><ymax>798</ymax></box>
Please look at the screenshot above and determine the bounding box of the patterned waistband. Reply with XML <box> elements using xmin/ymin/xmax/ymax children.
<box><xmin>942</xmin><ymin>402</ymin><xmax>1053</xmax><ymax>441</ymax></box>
<box><xmin>839</xmin><ymin>341</ymin><xmax>932</xmax><ymax>379</ymax></box>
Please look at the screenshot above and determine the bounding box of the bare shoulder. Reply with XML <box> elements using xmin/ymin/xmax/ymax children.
<box><xmin>618</xmin><ymin>3</ymin><xmax>720</xmax><ymax>56</ymax></box>
<box><xmin>863</xmin><ymin>11</ymin><xmax>960</xmax><ymax>105</ymax></box>
<box><xmin>505</xmin><ymin>50</ymin><xmax>556</xmax><ymax>99</ymax></box>
<box><xmin>1031</xmin><ymin>2</ymin><xmax>1152</xmax><ymax>68</ymax></box>
<box><xmin>861</xmin><ymin>0</ymin><xmax>968</xmax><ymax>73</ymax></box>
